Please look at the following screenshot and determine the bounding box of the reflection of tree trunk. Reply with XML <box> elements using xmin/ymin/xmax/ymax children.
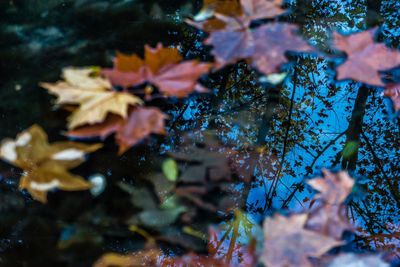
<box><xmin>256</xmin><ymin>86</ymin><xmax>280</xmax><ymax>146</ymax></box>
<box><xmin>341</xmin><ymin>85</ymin><xmax>369</xmax><ymax>171</ymax></box>
<box><xmin>366</xmin><ymin>0</ymin><xmax>383</xmax><ymax>26</ymax></box>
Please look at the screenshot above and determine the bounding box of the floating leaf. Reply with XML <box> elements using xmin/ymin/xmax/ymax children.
<box><xmin>0</xmin><ymin>125</ymin><xmax>101</xmax><ymax>202</ymax></box>
<box><xmin>41</xmin><ymin>67</ymin><xmax>142</xmax><ymax>129</ymax></box>
<box><xmin>189</xmin><ymin>0</ymin><xmax>285</xmax><ymax>32</ymax></box>
<box><xmin>102</xmin><ymin>44</ymin><xmax>211</xmax><ymax>97</ymax></box>
<box><xmin>307</xmin><ymin>169</ymin><xmax>355</xmax><ymax>205</ymax></box>
<box><xmin>205</xmin><ymin>22</ymin><xmax>314</xmax><ymax>73</ymax></box>
<box><xmin>332</xmin><ymin>28</ymin><xmax>400</xmax><ymax>86</ymax></box>
<box><xmin>262</xmin><ymin>213</ymin><xmax>343</xmax><ymax>267</ymax></box>
<box><xmin>69</xmin><ymin>106</ymin><xmax>168</xmax><ymax>154</ymax></box>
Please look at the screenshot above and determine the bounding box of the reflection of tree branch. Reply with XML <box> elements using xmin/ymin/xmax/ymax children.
<box><xmin>306</xmin><ymin>131</ymin><xmax>346</xmax><ymax>175</ymax></box>
<box><xmin>264</xmin><ymin>63</ymin><xmax>299</xmax><ymax>210</ymax></box>
<box><xmin>295</xmin><ymin>143</ymin><xmax>317</xmax><ymax>157</ymax></box>
<box><xmin>360</xmin><ymin>130</ymin><xmax>400</xmax><ymax>208</ymax></box>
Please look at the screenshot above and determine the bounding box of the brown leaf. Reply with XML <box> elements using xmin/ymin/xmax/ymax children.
<box><xmin>262</xmin><ymin>214</ymin><xmax>343</xmax><ymax>267</ymax></box>
<box><xmin>306</xmin><ymin>203</ymin><xmax>353</xmax><ymax>240</ymax></box>
<box><xmin>307</xmin><ymin>170</ymin><xmax>354</xmax><ymax>205</ymax></box>
<box><xmin>0</xmin><ymin>125</ymin><xmax>102</xmax><ymax>202</ymax></box>
<box><xmin>69</xmin><ymin>106</ymin><xmax>167</xmax><ymax>154</ymax></box>
<box><xmin>102</xmin><ymin>44</ymin><xmax>211</xmax><ymax>97</ymax></box>
<box><xmin>305</xmin><ymin>170</ymin><xmax>355</xmax><ymax>239</ymax></box>
<box><xmin>383</xmin><ymin>84</ymin><xmax>400</xmax><ymax>112</ymax></box>
<box><xmin>333</xmin><ymin>28</ymin><xmax>400</xmax><ymax>86</ymax></box>
<box><xmin>205</xmin><ymin>22</ymin><xmax>314</xmax><ymax>73</ymax></box>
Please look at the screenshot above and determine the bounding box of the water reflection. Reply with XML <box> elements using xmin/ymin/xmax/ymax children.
<box><xmin>0</xmin><ymin>0</ymin><xmax>399</xmax><ymax>265</ymax></box>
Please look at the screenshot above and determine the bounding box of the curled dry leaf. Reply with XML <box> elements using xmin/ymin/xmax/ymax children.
<box><xmin>69</xmin><ymin>106</ymin><xmax>168</xmax><ymax>154</ymax></box>
<box><xmin>0</xmin><ymin>125</ymin><xmax>102</xmax><ymax>203</ymax></box>
<box><xmin>205</xmin><ymin>22</ymin><xmax>314</xmax><ymax>73</ymax></box>
<box><xmin>262</xmin><ymin>213</ymin><xmax>343</xmax><ymax>267</ymax></box>
<box><xmin>41</xmin><ymin>67</ymin><xmax>142</xmax><ymax>129</ymax></box>
<box><xmin>332</xmin><ymin>28</ymin><xmax>400</xmax><ymax>87</ymax></box>
<box><xmin>102</xmin><ymin>43</ymin><xmax>211</xmax><ymax>98</ymax></box>
<box><xmin>383</xmin><ymin>84</ymin><xmax>400</xmax><ymax>112</ymax></box>
<box><xmin>306</xmin><ymin>170</ymin><xmax>355</xmax><ymax>239</ymax></box>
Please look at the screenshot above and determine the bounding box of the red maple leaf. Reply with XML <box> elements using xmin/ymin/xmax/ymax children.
<box><xmin>384</xmin><ymin>84</ymin><xmax>400</xmax><ymax>112</ymax></box>
<box><xmin>68</xmin><ymin>106</ymin><xmax>167</xmax><ymax>154</ymax></box>
<box><xmin>102</xmin><ymin>43</ymin><xmax>211</xmax><ymax>97</ymax></box>
<box><xmin>205</xmin><ymin>22</ymin><xmax>314</xmax><ymax>73</ymax></box>
<box><xmin>332</xmin><ymin>28</ymin><xmax>400</xmax><ymax>87</ymax></box>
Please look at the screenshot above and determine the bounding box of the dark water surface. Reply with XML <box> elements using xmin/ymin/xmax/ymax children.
<box><xmin>0</xmin><ymin>0</ymin><xmax>399</xmax><ymax>266</ymax></box>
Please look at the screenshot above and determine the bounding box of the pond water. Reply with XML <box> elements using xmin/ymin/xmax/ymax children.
<box><xmin>0</xmin><ymin>0</ymin><xmax>399</xmax><ymax>266</ymax></box>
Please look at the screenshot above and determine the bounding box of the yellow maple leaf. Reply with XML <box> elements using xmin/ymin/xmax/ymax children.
<box><xmin>0</xmin><ymin>125</ymin><xmax>102</xmax><ymax>203</ymax></box>
<box><xmin>41</xmin><ymin>67</ymin><xmax>142</xmax><ymax>129</ymax></box>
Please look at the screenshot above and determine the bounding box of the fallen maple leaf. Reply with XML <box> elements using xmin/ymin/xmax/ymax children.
<box><xmin>0</xmin><ymin>125</ymin><xmax>102</xmax><ymax>203</ymax></box>
<box><xmin>41</xmin><ymin>67</ymin><xmax>142</xmax><ymax>129</ymax></box>
<box><xmin>262</xmin><ymin>213</ymin><xmax>342</xmax><ymax>267</ymax></box>
<box><xmin>68</xmin><ymin>106</ymin><xmax>168</xmax><ymax>154</ymax></box>
<box><xmin>332</xmin><ymin>28</ymin><xmax>400</xmax><ymax>86</ymax></box>
<box><xmin>306</xmin><ymin>170</ymin><xmax>355</xmax><ymax>239</ymax></box>
<box><xmin>307</xmin><ymin>169</ymin><xmax>354</xmax><ymax>205</ymax></box>
<box><xmin>205</xmin><ymin>22</ymin><xmax>314</xmax><ymax>73</ymax></box>
<box><xmin>383</xmin><ymin>84</ymin><xmax>400</xmax><ymax>112</ymax></box>
<box><xmin>102</xmin><ymin>43</ymin><xmax>211</xmax><ymax>98</ymax></box>
<box><xmin>306</xmin><ymin>203</ymin><xmax>353</xmax><ymax>240</ymax></box>
<box><xmin>189</xmin><ymin>0</ymin><xmax>285</xmax><ymax>32</ymax></box>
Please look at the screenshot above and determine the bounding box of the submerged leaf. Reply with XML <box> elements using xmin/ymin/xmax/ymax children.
<box><xmin>162</xmin><ymin>158</ymin><xmax>179</xmax><ymax>182</ymax></box>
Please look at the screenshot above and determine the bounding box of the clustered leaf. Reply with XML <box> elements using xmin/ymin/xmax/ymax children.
<box><xmin>189</xmin><ymin>1</ymin><xmax>400</xmax><ymax>111</ymax></box>
<box><xmin>189</xmin><ymin>0</ymin><xmax>314</xmax><ymax>74</ymax></box>
<box><xmin>0</xmin><ymin>125</ymin><xmax>101</xmax><ymax>202</ymax></box>
<box><xmin>41</xmin><ymin>44</ymin><xmax>211</xmax><ymax>154</ymax></box>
